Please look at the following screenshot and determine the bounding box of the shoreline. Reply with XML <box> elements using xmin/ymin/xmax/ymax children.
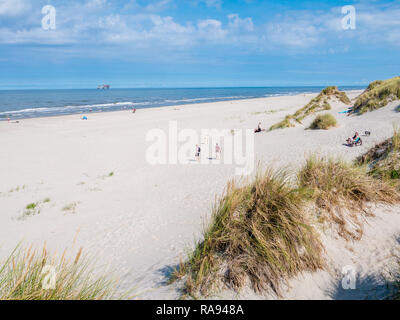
<box><xmin>0</xmin><ymin>89</ymin><xmax>364</xmax><ymax>123</ymax></box>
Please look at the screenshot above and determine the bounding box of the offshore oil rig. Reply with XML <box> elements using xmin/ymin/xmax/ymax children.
<box><xmin>97</xmin><ymin>84</ymin><xmax>110</xmax><ymax>90</ymax></box>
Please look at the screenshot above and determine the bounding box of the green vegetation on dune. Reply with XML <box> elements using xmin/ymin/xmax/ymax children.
<box><xmin>352</xmin><ymin>76</ymin><xmax>400</xmax><ymax>114</ymax></box>
<box><xmin>308</xmin><ymin>114</ymin><xmax>337</xmax><ymax>130</ymax></box>
<box><xmin>357</xmin><ymin>128</ymin><xmax>400</xmax><ymax>183</ymax></box>
<box><xmin>173</xmin><ymin>148</ymin><xmax>400</xmax><ymax>298</ymax></box>
<box><xmin>171</xmin><ymin>169</ymin><xmax>324</xmax><ymax>298</ymax></box>
<box><xmin>298</xmin><ymin>157</ymin><xmax>399</xmax><ymax>240</ymax></box>
<box><xmin>269</xmin><ymin>115</ymin><xmax>296</xmax><ymax>131</ymax></box>
<box><xmin>270</xmin><ymin>86</ymin><xmax>350</xmax><ymax>131</ymax></box>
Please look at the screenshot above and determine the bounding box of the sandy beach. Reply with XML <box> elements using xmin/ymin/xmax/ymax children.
<box><xmin>1</xmin><ymin>90</ymin><xmax>400</xmax><ymax>299</ymax></box>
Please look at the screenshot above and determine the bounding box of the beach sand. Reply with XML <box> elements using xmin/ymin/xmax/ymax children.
<box><xmin>1</xmin><ymin>90</ymin><xmax>400</xmax><ymax>299</ymax></box>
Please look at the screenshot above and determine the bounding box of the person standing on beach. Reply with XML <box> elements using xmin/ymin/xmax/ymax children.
<box><xmin>195</xmin><ymin>145</ymin><xmax>201</xmax><ymax>162</ymax></box>
<box><xmin>215</xmin><ymin>143</ymin><xmax>221</xmax><ymax>160</ymax></box>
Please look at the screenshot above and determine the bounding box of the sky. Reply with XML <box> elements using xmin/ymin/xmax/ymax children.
<box><xmin>0</xmin><ymin>0</ymin><xmax>399</xmax><ymax>89</ymax></box>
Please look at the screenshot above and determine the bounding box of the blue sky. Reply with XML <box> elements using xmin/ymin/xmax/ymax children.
<box><xmin>0</xmin><ymin>0</ymin><xmax>399</xmax><ymax>89</ymax></box>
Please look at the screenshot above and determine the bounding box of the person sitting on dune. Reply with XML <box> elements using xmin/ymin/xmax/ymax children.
<box><xmin>254</xmin><ymin>122</ymin><xmax>263</xmax><ymax>133</ymax></box>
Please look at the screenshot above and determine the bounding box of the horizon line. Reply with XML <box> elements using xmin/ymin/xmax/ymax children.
<box><xmin>0</xmin><ymin>84</ymin><xmax>368</xmax><ymax>91</ymax></box>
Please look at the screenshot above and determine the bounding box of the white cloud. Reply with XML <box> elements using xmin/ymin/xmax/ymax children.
<box><xmin>266</xmin><ymin>20</ymin><xmax>320</xmax><ymax>48</ymax></box>
<box><xmin>228</xmin><ymin>14</ymin><xmax>254</xmax><ymax>32</ymax></box>
<box><xmin>0</xmin><ymin>27</ymin><xmax>78</xmax><ymax>45</ymax></box>
<box><xmin>0</xmin><ymin>0</ymin><xmax>30</xmax><ymax>16</ymax></box>
<box><xmin>197</xmin><ymin>19</ymin><xmax>227</xmax><ymax>40</ymax></box>
<box><xmin>1</xmin><ymin>1</ymin><xmax>399</xmax><ymax>56</ymax></box>
<box><xmin>198</xmin><ymin>0</ymin><xmax>222</xmax><ymax>9</ymax></box>
<box><xmin>85</xmin><ymin>0</ymin><xmax>107</xmax><ymax>9</ymax></box>
<box><xmin>0</xmin><ymin>6</ymin><xmax>257</xmax><ymax>49</ymax></box>
<box><xmin>144</xmin><ymin>0</ymin><xmax>172</xmax><ymax>12</ymax></box>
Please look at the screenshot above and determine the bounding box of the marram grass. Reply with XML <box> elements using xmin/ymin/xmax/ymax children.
<box><xmin>270</xmin><ymin>86</ymin><xmax>350</xmax><ymax>131</ymax></box>
<box><xmin>352</xmin><ymin>76</ymin><xmax>400</xmax><ymax>114</ymax></box>
<box><xmin>269</xmin><ymin>115</ymin><xmax>296</xmax><ymax>131</ymax></box>
<box><xmin>308</xmin><ymin>114</ymin><xmax>337</xmax><ymax>130</ymax></box>
<box><xmin>172</xmin><ymin>169</ymin><xmax>324</xmax><ymax>298</ymax></box>
<box><xmin>358</xmin><ymin>127</ymin><xmax>400</xmax><ymax>184</ymax></box>
<box><xmin>298</xmin><ymin>157</ymin><xmax>400</xmax><ymax>240</ymax></box>
<box><xmin>0</xmin><ymin>244</ymin><xmax>131</xmax><ymax>300</ymax></box>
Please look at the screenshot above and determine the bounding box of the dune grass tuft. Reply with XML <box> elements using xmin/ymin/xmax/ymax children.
<box><xmin>269</xmin><ymin>115</ymin><xmax>296</xmax><ymax>131</ymax></box>
<box><xmin>352</xmin><ymin>76</ymin><xmax>400</xmax><ymax>114</ymax></box>
<box><xmin>0</xmin><ymin>244</ymin><xmax>129</xmax><ymax>300</ymax></box>
<box><xmin>20</xmin><ymin>202</ymin><xmax>41</xmax><ymax>219</ymax></box>
<box><xmin>357</xmin><ymin>128</ymin><xmax>400</xmax><ymax>184</ymax></box>
<box><xmin>62</xmin><ymin>203</ymin><xmax>78</xmax><ymax>214</ymax></box>
<box><xmin>270</xmin><ymin>86</ymin><xmax>350</xmax><ymax>130</ymax></box>
<box><xmin>172</xmin><ymin>169</ymin><xmax>324</xmax><ymax>298</ymax></box>
<box><xmin>308</xmin><ymin>114</ymin><xmax>337</xmax><ymax>130</ymax></box>
<box><xmin>26</xmin><ymin>203</ymin><xmax>38</xmax><ymax>210</ymax></box>
<box><xmin>298</xmin><ymin>157</ymin><xmax>400</xmax><ymax>240</ymax></box>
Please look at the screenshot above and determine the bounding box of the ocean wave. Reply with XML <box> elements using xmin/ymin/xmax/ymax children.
<box><xmin>0</xmin><ymin>102</ymin><xmax>136</xmax><ymax>116</ymax></box>
<box><xmin>162</xmin><ymin>96</ymin><xmax>253</xmax><ymax>104</ymax></box>
<box><xmin>0</xmin><ymin>107</ymin><xmax>55</xmax><ymax>115</ymax></box>
<box><xmin>62</xmin><ymin>102</ymin><xmax>136</xmax><ymax>109</ymax></box>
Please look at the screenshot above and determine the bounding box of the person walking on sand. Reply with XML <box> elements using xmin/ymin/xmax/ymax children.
<box><xmin>215</xmin><ymin>143</ymin><xmax>221</xmax><ymax>160</ymax></box>
<box><xmin>195</xmin><ymin>144</ymin><xmax>201</xmax><ymax>162</ymax></box>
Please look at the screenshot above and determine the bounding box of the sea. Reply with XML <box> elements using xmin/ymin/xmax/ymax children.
<box><xmin>0</xmin><ymin>87</ymin><xmax>364</xmax><ymax>120</ymax></box>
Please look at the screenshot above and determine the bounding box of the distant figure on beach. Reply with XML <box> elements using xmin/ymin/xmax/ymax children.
<box><xmin>132</xmin><ymin>108</ymin><xmax>137</xmax><ymax>114</ymax></box>
<box><xmin>215</xmin><ymin>143</ymin><xmax>221</xmax><ymax>160</ymax></box>
<box><xmin>195</xmin><ymin>145</ymin><xmax>201</xmax><ymax>162</ymax></box>
<box><xmin>254</xmin><ymin>122</ymin><xmax>264</xmax><ymax>133</ymax></box>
